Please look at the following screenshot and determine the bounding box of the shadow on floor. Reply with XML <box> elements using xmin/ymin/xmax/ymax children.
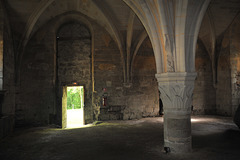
<box><xmin>0</xmin><ymin>116</ymin><xmax>239</xmax><ymax>160</ymax></box>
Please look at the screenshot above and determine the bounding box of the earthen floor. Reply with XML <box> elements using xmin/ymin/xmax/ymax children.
<box><xmin>0</xmin><ymin>116</ymin><xmax>239</xmax><ymax>160</ymax></box>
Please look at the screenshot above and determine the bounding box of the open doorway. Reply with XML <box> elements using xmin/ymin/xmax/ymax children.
<box><xmin>63</xmin><ymin>86</ymin><xmax>85</xmax><ymax>128</ymax></box>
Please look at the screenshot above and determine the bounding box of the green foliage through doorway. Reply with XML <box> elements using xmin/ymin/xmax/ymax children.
<box><xmin>67</xmin><ymin>87</ymin><xmax>84</xmax><ymax>110</ymax></box>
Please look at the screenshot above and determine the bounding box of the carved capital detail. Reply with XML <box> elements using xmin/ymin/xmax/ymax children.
<box><xmin>156</xmin><ymin>72</ymin><xmax>197</xmax><ymax>114</ymax></box>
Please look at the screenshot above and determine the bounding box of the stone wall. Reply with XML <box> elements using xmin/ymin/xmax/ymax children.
<box><xmin>193</xmin><ymin>40</ymin><xmax>216</xmax><ymax>115</ymax></box>
<box><xmin>15</xmin><ymin>13</ymin><xmax>240</xmax><ymax>126</ymax></box>
<box><xmin>16</xmin><ymin>16</ymin><xmax>95</xmax><ymax>126</ymax></box>
<box><xmin>204</xmin><ymin>16</ymin><xmax>240</xmax><ymax>117</ymax></box>
<box><xmin>1</xmin><ymin>5</ymin><xmax>15</xmax><ymax>138</ymax></box>
<box><xmin>124</xmin><ymin>38</ymin><xmax>159</xmax><ymax>120</ymax></box>
<box><xmin>2</xmin><ymin>11</ymin><xmax>15</xmax><ymax>116</ymax></box>
<box><xmin>16</xmin><ymin>13</ymin><xmax>125</xmax><ymax>125</ymax></box>
<box><xmin>96</xmin><ymin>37</ymin><xmax>159</xmax><ymax>120</ymax></box>
<box><xmin>18</xmin><ymin>18</ymin><xmax>227</xmax><ymax>125</ymax></box>
<box><xmin>57</xmin><ymin>22</ymin><xmax>92</xmax><ymax>124</ymax></box>
<box><xmin>215</xmin><ymin>17</ymin><xmax>240</xmax><ymax>117</ymax></box>
<box><xmin>16</xmin><ymin>27</ymin><xmax>55</xmax><ymax>126</ymax></box>
<box><xmin>229</xmin><ymin>18</ymin><xmax>240</xmax><ymax>116</ymax></box>
<box><xmin>94</xmin><ymin>27</ymin><xmax>125</xmax><ymax>120</ymax></box>
<box><xmin>216</xmin><ymin>31</ymin><xmax>232</xmax><ymax>116</ymax></box>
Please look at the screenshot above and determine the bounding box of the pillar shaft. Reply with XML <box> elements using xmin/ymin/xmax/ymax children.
<box><xmin>156</xmin><ymin>72</ymin><xmax>197</xmax><ymax>152</ymax></box>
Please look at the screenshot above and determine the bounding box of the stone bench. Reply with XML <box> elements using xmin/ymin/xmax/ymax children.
<box><xmin>99</xmin><ymin>105</ymin><xmax>125</xmax><ymax>121</ymax></box>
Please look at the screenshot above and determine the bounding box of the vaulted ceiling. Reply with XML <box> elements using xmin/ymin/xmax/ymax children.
<box><xmin>3</xmin><ymin>0</ymin><xmax>240</xmax><ymax>55</ymax></box>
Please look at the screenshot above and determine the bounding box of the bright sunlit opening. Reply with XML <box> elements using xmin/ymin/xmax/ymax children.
<box><xmin>67</xmin><ymin>86</ymin><xmax>84</xmax><ymax>128</ymax></box>
<box><xmin>191</xmin><ymin>118</ymin><xmax>199</xmax><ymax>122</ymax></box>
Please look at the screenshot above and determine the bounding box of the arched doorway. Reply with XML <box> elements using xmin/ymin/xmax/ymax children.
<box><xmin>56</xmin><ymin>22</ymin><xmax>92</xmax><ymax>128</ymax></box>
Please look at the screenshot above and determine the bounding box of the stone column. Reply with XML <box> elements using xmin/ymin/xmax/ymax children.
<box><xmin>156</xmin><ymin>72</ymin><xmax>197</xmax><ymax>152</ymax></box>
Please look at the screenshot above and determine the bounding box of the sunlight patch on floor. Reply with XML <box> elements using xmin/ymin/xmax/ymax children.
<box><xmin>67</xmin><ymin>109</ymin><xmax>84</xmax><ymax>128</ymax></box>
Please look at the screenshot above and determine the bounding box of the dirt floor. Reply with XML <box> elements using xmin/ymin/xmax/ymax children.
<box><xmin>0</xmin><ymin>116</ymin><xmax>240</xmax><ymax>160</ymax></box>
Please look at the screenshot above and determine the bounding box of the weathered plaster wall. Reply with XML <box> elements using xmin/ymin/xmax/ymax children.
<box><xmin>193</xmin><ymin>40</ymin><xmax>216</xmax><ymax>115</ymax></box>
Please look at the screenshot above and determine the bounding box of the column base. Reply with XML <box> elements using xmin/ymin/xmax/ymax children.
<box><xmin>164</xmin><ymin>140</ymin><xmax>192</xmax><ymax>153</ymax></box>
<box><xmin>164</xmin><ymin>116</ymin><xmax>192</xmax><ymax>153</ymax></box>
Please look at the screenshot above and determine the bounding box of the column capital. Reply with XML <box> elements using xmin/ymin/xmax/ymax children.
<box><xmin>155</xmin><ymin>72</ymin><xmax>197</xmax><ymax>115</ymax></box>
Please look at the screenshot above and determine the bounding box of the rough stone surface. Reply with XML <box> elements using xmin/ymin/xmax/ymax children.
<box><xmin>16</xmin><ymin>13</ymin><xmax>128</xmax><ymax>126</ymax></box>
<box><xmin>96</xmin><ymin>37</ymin><xmax>158</xmax><ymax>120</ymax></box>
<box><xmin>216</xmin><ymin>30</ymin><xmax>233</xmax><ymax>116</ymax></box>
<box><xmin>230</xmin><ymin>18</ymin><xmax>240</xmax><ymax>116</ymax></box>
<box><xmin>2</xmin><ymin>0</ymin><xmax>239</xmax><ymax>125</ymax></box>
<box><xmin>1</xmin><ymin>0</ymin><xmax>240</xmax><ymax>155</ymax></box>
<box><xmin>124</xmin><ymin>38</ymin><xmax>158</xmax><ymax>120</ymax></box>
<box><xmin>193</xmin><ymin>40</ymin><xmax>216</xmax><ymax>115</ymax></box>
<box><xmin>14</xmin><ymin>12</ymin><xmax>240</xmax><ymax>126</ymax></box>
<box><xmin>2</xmin><ymin>13</ymin><xmax>15</xmax><ymax>116</ymax></box>
<box><xmin>57</xmin><ymin>23</ymin><xmax>92</xmax><ymax>124</ymax></box>
<box><xmin>213</xmin><ymin>16</ymin><xmax>240</xmax><ymax>117</ymax></box>
<box><xmin>17</xmin><ymin>29</ymin><xmax>55</xmax><ymax>126</ymax></box>
<box><xmin>94</xmin><ymin>29</ymin><xmax>125</xmax><ymax>120</ymax></box>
